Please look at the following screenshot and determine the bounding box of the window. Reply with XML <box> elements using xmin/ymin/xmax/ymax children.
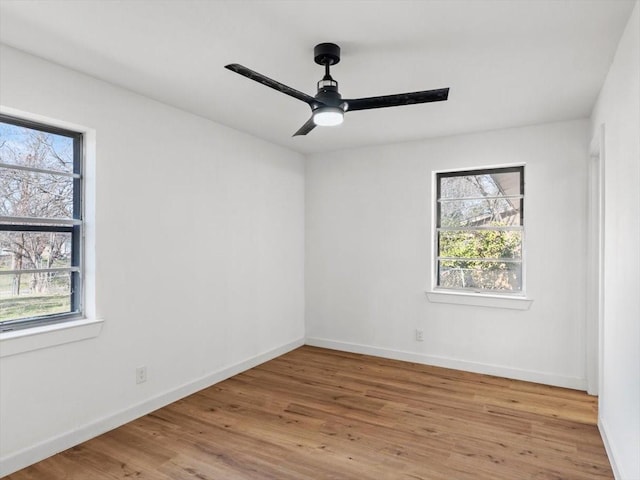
<box><xmin>0</xmin><ymin>114</ymin><xmax>83</xmax><ymax>332</ymax></box>
<box><xmin>435</xmin><ymin>166</ymin><xmax>524</xmax><ymax>294</ymax></box>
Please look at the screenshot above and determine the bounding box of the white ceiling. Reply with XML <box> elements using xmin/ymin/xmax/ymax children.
<box><xmin>0</xmin><ymin>0</ymin><xmax>635</xmax><ymax>155</ymax></box>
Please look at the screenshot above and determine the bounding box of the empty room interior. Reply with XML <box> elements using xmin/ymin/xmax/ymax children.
<box><xmin>0</xmin><ymin>1</ymin><xmax>638</xmax><ymax>479</ymax></box>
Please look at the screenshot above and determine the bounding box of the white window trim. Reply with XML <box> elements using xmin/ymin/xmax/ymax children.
<box><xmin>0</xmin><ymin>318</ymin><xmax>103</xmax><ymax>357</ymax></box>
<box><xmin>0</xmin><ymin>106</ymin><xmax>100</xmax><ymax>353</ymax></box>
<box><xmin>425</xmin><ymin>290</ymin><xmax>532</xmax><ymax>310</ymax></box>
<box><xmin>430</xmin><ymin>163</ymin><xmax>533</xmax><ymax>309</ymax></box>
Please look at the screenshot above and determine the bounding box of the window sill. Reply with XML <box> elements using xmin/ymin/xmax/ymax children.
<box><xmin>0</xmin><ymin>318</ymin><xmax>104</xmax><ymax>358</ymax></box>
<box><xmin>425</xmin><ymin>290</ymin><xmax>533</xmax><ymax>310</ymax></box>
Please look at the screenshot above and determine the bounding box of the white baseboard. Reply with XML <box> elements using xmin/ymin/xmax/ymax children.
<box><xmin>598</xmin><ymin>418</ymin><xmax>623</xmax><ymax>480</ymax></box>
<box><xmin>305</xmin><ymin>337</ymin><xmax>587</xmax><ymax>391</ymax></box>
<box><xmin>0</xmin><ymin>337</ymin><xmax>304</xmax><ymax>478</ymax></box>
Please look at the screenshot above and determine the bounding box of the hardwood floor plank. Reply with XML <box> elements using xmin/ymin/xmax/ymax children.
<box><xmin>6</xmin><ymin>346</ymin><xmax>612</xmax><ymax>479</ymax></box>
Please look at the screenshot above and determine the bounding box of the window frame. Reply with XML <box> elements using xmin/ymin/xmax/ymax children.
<box><xmin>0</xmin><ymin>113</ymin><xmax>84</xmax><ymax>332</ymax></box>
<box><xmin>433</xmin><ymin>165</ymin><xmax>525</xmax><ymax>296</ymax></box>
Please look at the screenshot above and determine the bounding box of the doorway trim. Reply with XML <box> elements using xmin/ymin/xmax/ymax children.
<box><xmin>586</xmin><ymin>124</ymin><xmax>605</xmax><ymax>396</ymax></box>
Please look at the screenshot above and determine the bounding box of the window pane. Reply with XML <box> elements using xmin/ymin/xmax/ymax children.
<box><xmin>0</xmin><ymin>271</ymin><xmax>72</xmax><ymax>322</ymax></box>
<box><xmin>0</xmin><ymin>123</ymin><xmax>74</xmax><ymax>174</ymax></box>
<box><xmin>0</xmin><ymin>232</ymin><xmax>73</xmax><ymax>269</ymax></box>
<box><xmin>438</xmin><ymin>260</ymin><xmax>522</xmax><ymax>291</ymax></box>
<box><xmin>438</xmin><ymin>230</ymin><xmax>522</xmax><ymax>259</ymax></box>
<box><xmin>0</xmin><ymin>168</ymin><xmax>73</xmax><ymax>218</ymax></box>
<box><xmin>439</xmin><ymin>198</ymin><xmax>521</xmax><ymax>227</ymax></box>
<box><xmin>440</xmin><ymin>170</ymin><xmax>521</xmax><ymax>199</ymax></box>
<box><xmin>0</xmin><ymin>115</ymin><xmax>81</xmax><ymax>329</ymax></box>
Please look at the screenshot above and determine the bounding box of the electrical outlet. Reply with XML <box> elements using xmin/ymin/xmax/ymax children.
<box><xmin>415</xmin><ymin>329</ymin><xmax>424</xmax><ymax>342</ymax></box>
<box><xmin>136</xmin><ymin>366</ymin><xmax>147</xmax><ymax>384</ymax></box>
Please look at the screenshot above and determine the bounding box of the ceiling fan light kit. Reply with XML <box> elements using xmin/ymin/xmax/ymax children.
<box><xmin>313</xmin><ymin>107</ymin><xmax>344</xmax><ymax>126</ymax></box>
<box><xmin>225</xmin><ymin>42</ymin><xmax>449</xmax><ymax>136</ymax></box>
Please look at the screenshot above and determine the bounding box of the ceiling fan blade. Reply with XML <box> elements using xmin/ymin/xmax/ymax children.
<box><xmin>225</xmin><ymin>64</ymin><xmax>316</xmax><ymax>105</ymax></box>
<box><xmin>292</xmin><ymin>117</ymin><xmax>317</xmax><ymax>137</ymax></box>
<box><xmin>344</xmin><ymin>88</ymin><xmax>449</xmax><ymax>112</ymax></box>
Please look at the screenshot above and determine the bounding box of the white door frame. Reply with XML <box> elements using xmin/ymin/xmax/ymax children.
<box><xmin>586</xmin><ymin>124</ymin><xmax>605</xmax><ymax>396</ymax></box>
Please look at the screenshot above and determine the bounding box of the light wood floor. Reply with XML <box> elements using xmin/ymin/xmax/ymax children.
<box><xmin>7</xmin><ymin>346</ymin><xmax>612</xmax><ymax>479</ymax></box>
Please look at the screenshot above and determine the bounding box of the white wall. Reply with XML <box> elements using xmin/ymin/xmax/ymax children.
<box><xmin>306</xmin><ymin>120</ymin><xmax>590</xmax><ymax>389</ymax></box>
<box><xmin>590</xmin><ymin>2</ymin><xmax>640</xmax><ymax>478</ymax></box>
<box><xmin>0</xmin><ymin>45</ymin><xmax>305</xmax><ymax>475</ymax></box>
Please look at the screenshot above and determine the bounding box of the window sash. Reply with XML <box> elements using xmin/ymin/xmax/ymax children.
<box><xmin>436</xmin><ymin>226</ymin><xmax>523</xmax><ymax>232</ymax></box>
<box><xmin>0</xmin><ymin>114</ymin><xmax>83</xmax><ymax>331</ymax></box>
<box><xmin>0</xmin><ymin>161</ymin><xmax>81</xmax><ymax>178</ymax></box>
<box><xmin>438</xmin><ymin>194</ymin><xmax>523</xmax><ymax>202</ymax></box>
<box><xmin>0</xmin><ymin>216</ymin><xmax>81</xmax><ymax>226</ymax></box>
<box><xmin>435</xmin><ymin>166</ymin><xmax>524</xmax><ymax>293</ymax></box>
<box><xmin>432</xmin><ymin>284</ymin><xmax>525</xmax><ymax>295</ymax></box>
<box><xmin>437</xmin><ymin>257</ymin><xmax>522</xmax><ymax>264</ymax></box>
<box><xmin>437</xmin><ymin>165</ymin><xmax>524</xmax><ymax>179</ymax></box>
<box><xmin>0</xmin><ymin>267</ymin><xmax>80</xmax><ymax>275</ymax></box>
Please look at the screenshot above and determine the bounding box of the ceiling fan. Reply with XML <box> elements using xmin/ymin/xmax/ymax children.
<box><xmin>225</xmin><ymin>43</ymin><xmax>449</xmax><ymax>136</ymax></box>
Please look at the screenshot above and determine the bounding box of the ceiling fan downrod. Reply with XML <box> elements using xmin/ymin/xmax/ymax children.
<box><xmin>315</xmin><ymin>43</ymin><xmax>340</xmax><ymax>94</ymax></box>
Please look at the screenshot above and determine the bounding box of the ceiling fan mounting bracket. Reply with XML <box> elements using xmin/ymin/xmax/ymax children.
<box><xmin>314</xmin><ymin>43</ymin><xmax>340</xmax><ymax>66</ymax></box>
